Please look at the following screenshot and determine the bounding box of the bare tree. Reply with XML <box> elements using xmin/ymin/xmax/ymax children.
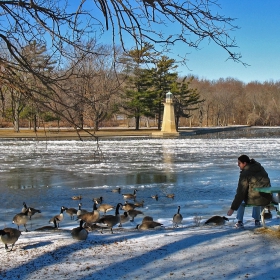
<box><xmin>0</xmin><ymin>0</ymin><xmax>242</xmax><ymax>76</ymax></box>
<box><xmin>94</xmin><ymin>1</ymin><xmax>242</xmax><ymax>62</ymax></box>
<box><xmin>69</xmin><ymin>44</ymin><xmax>123</xmax><ymax>130</ymax></box>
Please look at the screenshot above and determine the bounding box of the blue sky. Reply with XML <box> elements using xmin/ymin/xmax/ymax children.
<box><xmin>173</xmin><ymin>1</ymin><xmax>280</xmax><ymax>83</ymax></box>
<box><xmin>71</xmin><ymin>1</ymin><xmax>280</xmax><ymax>84</ymax></box>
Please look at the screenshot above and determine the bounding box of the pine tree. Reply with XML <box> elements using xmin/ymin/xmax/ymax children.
<box><xmin>121</xmin><ymin>44</ymin><xmax>157</xmax><ymax>130</ymax></box>
<box><xmin>172</xmin><ymin>77</ymin><xmax>204</xmax><ymax>130</ymax></box>
<box><xmin>150</xmin><ymin>56</ymin><xmax>178</xmax><ymax>129</ymax></box>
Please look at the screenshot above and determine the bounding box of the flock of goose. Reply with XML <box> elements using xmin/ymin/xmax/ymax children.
<box><xmin>0</xmin><ymin>188</ymin><xmax>185</xmax><ymax>251</ymax></box>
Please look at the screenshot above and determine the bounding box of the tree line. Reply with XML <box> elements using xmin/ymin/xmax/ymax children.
<box><xmin>189</xmin><ymin>78</ymin><xmax>280</xmax><ymax>127</ymax></box>
<box><xmin>1</xmin><ymin>40</ymin><xmax>280</xmax><ymax>131</ymax></box>
<box><xmin>0</xmin><ymin>41</ymin><xmax>203</xmax><ymax>131</ymax></box>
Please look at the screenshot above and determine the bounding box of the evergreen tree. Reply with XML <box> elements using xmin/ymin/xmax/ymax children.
<box><xmin>172</xmin><ymin>77</ymin><xmax>204</xmax><ymax>130</ymax></box>
<box><xmin>121</xmin><ymin>44</ymin><xmax>157</xmax><ymax>130</ymax></box>
<box><xmin>150</xmin><ymin>56</ymin><xmax>178</xmax><ymax>129</ymax></box>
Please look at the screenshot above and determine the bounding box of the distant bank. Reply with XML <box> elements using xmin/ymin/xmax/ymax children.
<box><xmin>0</xmin><ymin>126</ymin><xmax>251</xmax><ymax>140</ymax></box>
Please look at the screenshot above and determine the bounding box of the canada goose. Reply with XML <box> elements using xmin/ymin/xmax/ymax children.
<box><xmin>93</xmin><ymin>196</ymin><xmax>103</xmax><ymax>204</ymax></box>
<box><xmin>204</xmin><ymin>216</ymin><xmax>229</xmax><ymax>226</ymax></box>
<box><xmin>22</xmin><ymin>202</ymin><xmax>41</xmax><ymax>220</ymax></box>
<box><xmin>49</xmin><ymin>206</ymin><xmax>67</xmax><ymax>228</ymax></box>
<box><xmin>265</xmin><ymin>205</ymin><xmax>277</xmax><ymax>211</ymax></box>
<box><xmin>77</xmin><ymin>202</ymin><xmax>100</xmax><ymax>225</ymax></box>
<box><xmin>142</xmin><ymin>216</ymin><xmax>154</xmax><ymax>223</ymax></box>
<box><xmin>71</xmin><ymin>220</ymin><xmax>88</xmax><ymax>241</ymax></box>
<box><xmin>122</xmin><ymin>201</ymin><xmax>136</xmax><ymax>211</ymax></box>
<box><xmin>127</xmin><ymin>209</ymin><xmax>144</xmax><ymax>222</ymax></box>
<box><xmin>77</xmin><ymin>203</ymin><xmax>88</xmax><ymax>216</ymax></box>
<box><xmin>35</xmin><ymin>219</ymin><xmax>58</xmax><ymax>231</ymax></box>
<box><xmin>112</xmin><ymin>187</ymin><xmax>121</xmax><ymax>193</ymax></box>
<box><xmin>98</xmin><ymin>203</ymin><xmax>115</xmax><ymax>214</ymax></box>
<box><xmin>72</xmin><ymin>195</ymin><xmax>82</xmax><ymax>200</ymax></box>
<box><xmin>264</xmin><ymin>210</ymin><xmax>272</xmax><ymax>220</ymax></box>
<box><xmin>85</xmin><ymin>223</ymin><xmax>104</xmax><ymax>232</ymax></box>
<box><xmin>151</xmin><ymin>194</ymin><xmax>158</xmax><ymax>201</ymax></box>
<box><xmin>173</xmin><ymin>206</ymin><xmax>183</xmax><ymax>227</ymax></box>
<box><xmin>166</xmin><ymin>193</ymin><xmax>175</xmax><ymax>199</ymax></box>
<box><xmin>119</xmin><ymin>211</ymin><xmax>130</xmax><ymax>227</ymax></box>
<box><xmin>136</xmin><ymin>221</ymin><xmax>163</xmax><ymax>230</ymax></box>
<box><xmin>134</xmin><ymin>200</ymin><xmax>145</xmax><ymax>208</ymax></box>
<box><xmin>66</xmin><ymin>207</ymin><xmax>78</xmax><ymax>220</ymax></box>
<box><xmin>0</xmin><ymin>228</ymin><xmax>21</xmax><ymax>251</ymax></box>
<box><xmin>122</xmin><ymin>189</ymin><xmax>137</xmax><ymax>200</ymax></box>
<box><xmin>13</xmin><ymin>208</ymin><xmax>31</xmax><ymax>232</ymax></box>
<box><xmin>96</xmin><ymin>203</ymin><xmax>123</xmax><ymax>233</ymax></box>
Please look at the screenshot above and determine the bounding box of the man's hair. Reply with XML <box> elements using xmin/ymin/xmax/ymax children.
<box><xmin>238</xmin><ymin>155</ymin><xmax>250</xmax><ymax>163</ymax></box>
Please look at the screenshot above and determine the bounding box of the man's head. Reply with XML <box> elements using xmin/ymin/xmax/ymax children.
<box><xmin>238</xmin><ymin>154</ymin><xmax>250</xmax><ymax>170</ymax></box>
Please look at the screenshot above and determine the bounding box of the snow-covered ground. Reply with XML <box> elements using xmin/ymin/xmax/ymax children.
<box><xmin>1</xmin><ymin>219</ymin><xmax>280</xmax><ymax>280</ymax></box>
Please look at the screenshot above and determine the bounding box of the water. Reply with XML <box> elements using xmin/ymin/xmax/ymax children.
<box><xmin>1</xmin><ymin>127</ymin><xmax>280</xmax><ymax>230</ymax></box>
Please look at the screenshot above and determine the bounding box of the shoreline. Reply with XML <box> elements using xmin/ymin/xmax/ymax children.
<box><xmin>0</xmin><ymin>125</ymin><xmax>252</xmax><ymax>139</ymax></box>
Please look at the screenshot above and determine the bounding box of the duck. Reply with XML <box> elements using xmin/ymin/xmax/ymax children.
<box><xmin>151</xmin><ymin>194</ymin><xmax>158</xmax><ymax>201</ymax></box>
<box><xmin>136</xmin><ymin>221</ymin><xmax>163</xmax><ymax>230</ymax></box>
<box><xmin>72</xmin><ymin>195</ymin><xmax>82</xmax><ymax>200</ymax></box>
<box><xmin>173</xmin><ymin>206</ymin><xmax>183</xmax><ymax>227</ymax></box>
<box><xmin>77</xmin><ymin>202</ymin><xmax>100</xmax><ymax>225</ymax></box>
<box><xmin>166</xmin><ymin>193</ymin><xmax>175</xmax><ymax>199</ymax></box>
<box><xmin>134</xmin><ymin>200</ymin><xmax>145</xmax><ymax>208</ymax></box>
<box><xmin>71</xmin><ymin>220</ymin><xmax>88</xmax><ymax>241</ymax></box>
<box><xmin>142</xmin><ymin>216</ymin><xmax>154</xmax><ymax>223</ymax></box>
<box><xmin>98</xmin><ymin>203</ymin><xmax>115</xmax><ymax>214</ymax></box>
<box><xmin>119</xmin><ymin>211</ymin><xmax>130</xmax><ymax>227</ymax></box>
<box><xmin>65</xmin><ymin>207</ymin><xmax>78</xmax><ymax>220</ymax></box>
<box><xmin>93</xmin><ymin>196</ymin><xmax>103</xmax><ymax>204</ymax></box>
<box><xmin>122</xmin><ymin>201</ymin><xmax>136</xmax><ymax>211</ymax></box>
<box><xmin>127</xmin><ymin>209</ymin><xmax>144</xmax><ymax>222</ymax></box>
<box><xmin>49</xmin><ymin>206</ymin><xmax>67</xmax><ymax>228</ymax></box>
<box><xmin>0</xmin><ymin>228</ymin><xmax>21</xmax><ymax>251</ymax></box>
<box><xmin>95</xmin><ymin>203</ymin><xmax>123</xmax><ymax>233</ymax></box>
<box><xmin>122</xmin><ymin>189</ymin><xmax>137</xmax><ymax>200</ymax></box>
<box><xmin>22</xmin><ymin>202</ymin><xmax>41</xmax><ymax>220</ymax></box>
<box><xmin>13</xmin><ymin>208</ymin><xmax>31</xmax><ymax>232</ymax></box>
<box><xmin>77</xmin><ymin>203</ymin><xmax>88</xmax><ymax>216</ymax></box>
<box><xmin>204</xmin><ymin>216</ymin><xmax>229</xmax><ymax>226</ymax></box>
<box><xmin>112</xmin><ymin>187</ymin><xmax>121</xmax><ymax>193</ymax></box>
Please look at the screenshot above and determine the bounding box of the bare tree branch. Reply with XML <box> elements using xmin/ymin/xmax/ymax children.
<box><xmin>0</xmin><ymin>0</ymin><xmax>244</xmax><ymax>135</ymax></box>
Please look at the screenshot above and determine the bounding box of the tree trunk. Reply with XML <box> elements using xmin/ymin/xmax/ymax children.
<box><xmin>175</xmin><ymin>116</ymin><xmax>179</xmax><ymax>131</ymax></box>
<box><xmin>94</xmin><ymin>119</ymin><xmax>99</xmax><ymax>131</ymax></box>
<box><xmin>13</xmin><ymin>100</ymin><xmax>20</xmax><ymax>132</ymax></box>
<box><xmin>33</xmin><ymin>114</ymin><xmax>37</xmax><ymax>132</ymax></box>
<box><xmin>146</xmin><ymin>117</ymin><xmax>150</xmax><ymax>128</ymax></box>
<box><xmin>135</xmin><ymin>115</ymin><xmax>140</xmax><ymax>130</ymax></box>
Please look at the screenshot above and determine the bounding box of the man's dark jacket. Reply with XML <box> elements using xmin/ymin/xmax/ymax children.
<box><xmin>231</xmin><ymin>159</ymin><xmax>272</xmax><ymax>210</ymax></box>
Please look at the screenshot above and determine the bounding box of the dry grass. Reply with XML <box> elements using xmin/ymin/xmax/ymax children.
<box><xmin>255</xmin><ymin>226</ymin><xmax>280</xmax><ymax>238</ymax></box>
<box><xmin>0</xmin><ymin>128</ymin><xmax>158</xmax><ymax>139</ymax></box>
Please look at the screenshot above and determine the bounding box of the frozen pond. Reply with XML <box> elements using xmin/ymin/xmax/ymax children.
<box><xmin>1</xmin><ymin>127</ymin><xmax>280</xmax><ymax>230</ymax></box>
